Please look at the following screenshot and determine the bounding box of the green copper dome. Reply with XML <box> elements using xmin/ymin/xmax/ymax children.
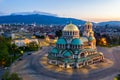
<box><xmin>88</xmin><ymin>37</ymin><xmax>95</xmax><ymax>41</ymax></box>
<box><xmin>71</xmin><ymin>38</ymin><xmax>83</xmax><ymax>45</ymax></box>
<box><xmin>51</xmin><ymin>48</ymin><xmax>59</xmax><ymax>54</ymax></box>
<box><xmin>63</xmin><ymin>50</ymin><xmax>72</xmax><ymax>57</ymax></box>
<box><xmin>56</xmin><ymin>38</ymin><xmax>67</xmax><ymax>44</ymax></box>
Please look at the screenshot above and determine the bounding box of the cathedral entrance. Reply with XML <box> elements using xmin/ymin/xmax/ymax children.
<box><xmin>73</xmin><ymin>63</ymin><xmax>77</xmax><ymax>69</ymax></box>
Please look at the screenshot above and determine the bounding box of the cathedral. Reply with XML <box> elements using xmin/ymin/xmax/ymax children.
<box><xmin>48</xmin><ymin>22</ymin><xmax>104</xmax><ymax>68</ymax></box>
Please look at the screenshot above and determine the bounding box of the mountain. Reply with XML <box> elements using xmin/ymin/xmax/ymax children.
<box><xmin>11</xmin><ymin>11</ymin><xmax>58</xmax><ymax>17</ymax></box>
<box><xmin>0</xmin><ymin>12</ymin><xmax>86</xmax><ymax>25</ymax></box>
<box><xmin>0</xmin><ymin>12</ymin><xmax>8</xmax><ymax>16</ymax></box>
<box><xmin>98</xmin><ymin>21</ymin><xmax>120</xmax><ymax>26</ymax></box>
<box><xmin>0</xmin><ymin>11</ymin><xmax>120</xmax><ymax>26</ymax></box>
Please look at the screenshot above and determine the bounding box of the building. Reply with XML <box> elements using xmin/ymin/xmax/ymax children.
<box><xmin>48</xmin><ymin>22</ymin><xmax>104</xmax><ymax>68</ymax></box>
<box><xmin>12</xmin><ymin>32</ymin><xmax>39</xmax><ymax>47</ymax></box>
<box><xmin>13</xmin><ymin>38</ymin><xmax>39</xmax><ymax>47</ymax></box>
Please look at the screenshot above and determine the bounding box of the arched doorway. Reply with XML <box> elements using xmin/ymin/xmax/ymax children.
<box><xmin>80</xmin><ymin>53</ymin><xmax>85</xmax><ymax>58</ymax></box>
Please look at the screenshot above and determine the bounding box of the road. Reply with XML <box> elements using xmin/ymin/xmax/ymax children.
<box><xmin>10</xmin><ymin>46</ymin><xmax>120</xmax><ymax>80</ymax></box>
<box><xmin>0</xmin><ymin>68</ymin><xmax>4</xmax><ymax>79</ymax></box>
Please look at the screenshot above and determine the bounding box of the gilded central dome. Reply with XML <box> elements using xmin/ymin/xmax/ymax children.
<box><xmin>63</xmin><ymin>23</ymin><xmax>79</xmax><ymax>31</ymax></box>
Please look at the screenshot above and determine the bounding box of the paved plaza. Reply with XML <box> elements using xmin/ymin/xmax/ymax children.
<box><xmin>10</xmin><ymin>46</ymin><xmax>120</xmax><ymax>80</ymax></box>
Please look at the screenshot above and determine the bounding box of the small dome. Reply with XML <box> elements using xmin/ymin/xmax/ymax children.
<box><xmin>63</xmin><ymin>50</ymin><xmax>72</xmax><ymax>57</ymax></box>
<box><xmin>85</xmin><ymin>22</ymin><xmax>93</xmax><ymax>26</ymax></box>
<box><xmin>51</xmin><ymin>48</ymin><xmax>59</xmax><ymax>54</ymax></box>
<box><xmin>56</xmin><ymin>38</ymin><xmax>67</xmax><ymax>44</ymax></box>
<box><xmin>71</xmin><ymin>38</ymin><xmax>83</xmax><ymax>45</ymax></box>
<box><xmin>63</xmin><ymin>23</ymin><xmax>79</xmax><ymax>31</ymax></box>
<box><xmin>88</xmin><ymin>37</ymin><xmax>95</xmax><ymax>41</ymax></box>
<box><xmin>99</xmin><ymin>52</ymin><xmax>103</xmax><ymax>55</ymax></box>
<box><xmin>80</xmin><ymin>37</ymin><xmax>88</xmax><ymax>42</ymax></box>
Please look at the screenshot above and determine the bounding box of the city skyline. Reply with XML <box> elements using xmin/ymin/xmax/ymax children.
<box><xmin>0</xmin><ymin>0</ymin><xmax>120</xmax><ymax>22</ymax></box>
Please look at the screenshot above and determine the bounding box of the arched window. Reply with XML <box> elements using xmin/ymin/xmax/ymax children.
<box><xmin>70</xmin><ymin>32</ymin><xmax>71</xmax><ymax>35</ymax></box>
<box><xmin>80</xmin><ymin>53</ymin><xmax>85</xmax><ymax>58</ymax></box>
<box><xmin>88</xmin><ymin>25</ymin><xmax>89</xmax><ymax>29</ymax></box>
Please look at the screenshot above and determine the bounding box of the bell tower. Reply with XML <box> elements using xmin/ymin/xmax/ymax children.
<box><xmin>83</xmin><ymin>22</ymin><xmax>94</xmax><ymax>37</ymax></box>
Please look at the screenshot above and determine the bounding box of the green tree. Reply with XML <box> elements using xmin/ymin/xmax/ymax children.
<box><xmin>2</xmin><ymin>71</ymin><xmax>22</xmax><ymax>80</ymax></box>
<box><xmin>8</xmin><ymin>73</ymin><xmax>22</xmax><ymax>80</ymax></box>
<box><xmin>11</xmin><ymin>44</ymin><xmax>19</xmax><ymax>57</ymax></box>
<box><xmin>0</xmin><ymin>37</ymin><xmax>9</xmax><ymax>67</ymax></box>
<box><xmin>26</xmin><ymin>41</ymin><xmax>39</xmax><ymax>51</ymax></box>
<box><xmin>2</xmin><ymin>70</ymin><xmax>9</xmax><ymax>80</ymax></box>
<box><xmin>55</xmin><ymin>30</ymin><xmax>62</xmax><ymax>38</ymax></box>
<box><xmin>114</xmin><ymin>74</ymin><xmax>120</xmax><ymax>80</ymax></box>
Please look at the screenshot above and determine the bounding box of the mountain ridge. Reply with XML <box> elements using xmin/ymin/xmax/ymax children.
<box><xmin>98</xmin><ymin>21</ymin><xmax>120</xmax><ymax>26</ymax></box>
<box><xmin>0</xmin><ymin>14</ymin><xmax>86</xmax><ymax>25</ymax></box>
<box><xmin>10</xmin><ymin>11</ymin><xmax>58</xmax><ymax>17</ymax></box>
<box><xmin>0</xmin><ymin>11</ymin><xmax>120</xmax><ymax>26</ymax></box>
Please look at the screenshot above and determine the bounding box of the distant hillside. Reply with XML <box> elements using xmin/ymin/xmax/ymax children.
<box><xmin>1</xmin><ymin>11</ymin><xmax>120</xmax><ymax>26</ymax></box>
<box><xmin>98</xmin><ymin>21</ymin><xmax>120</xmax><ymax>26</ymax></box>
<box><xmin>0</xmin><ymin>13</ymin><xmax>86</xmax><ymax>25</ymax></box>
<box><xmin>10</xmin><ymin>11</ymin><xmax>58</xmax><ymax>17</ymax></box>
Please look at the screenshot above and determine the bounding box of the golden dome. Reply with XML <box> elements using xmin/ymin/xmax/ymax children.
<box><xmin>63</xmin><ymin>23</ymin><xmax>79</xmax><ymax>31</ymax></box>
<box><xmin>85</xmin><ymin>22</ymin><xmax>93</xmax><ymax>26</ymax></box>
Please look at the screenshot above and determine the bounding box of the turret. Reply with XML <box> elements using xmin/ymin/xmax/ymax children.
<box><xmin>83</xmin><ymin>22</ymin><xmax>96</xmax><ymax>49</ymax></box>
<box><xmin>83</xmin><ymin>22</ymin><xmax>93</xmax><ymax>37</ymax></box>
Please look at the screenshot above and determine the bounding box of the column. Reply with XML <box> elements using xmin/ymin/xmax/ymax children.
<box><xmin>75</xmin><ymin>63</ymin><xmax>78</xmax><ymax>68</ymax></box>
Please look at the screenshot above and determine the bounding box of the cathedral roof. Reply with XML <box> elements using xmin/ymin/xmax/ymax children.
<box><xmin>85</xmin><ymin>22</ymin><xmax>93</xmax><ymax>26</ymax></box>
<box><xmin>98</xmin><ymin>52</ymin><xmax>103</xmax><ymax>56</ymax></box>
<box><xmin>56</xmin><ymin>38</ymin><xmax>67</xmax><ymax>44</ymax></box>
<box><xmin>88</xmin><ymin>36</ymin><xmax>95</xmax><ymax>41</ymax></box>
<box><xmin>51</xmin><ymin>48</ymin><xmax>59</xmax><ymax>54</ymax></box>
<box><xmin>63</xmin><ymin>58</ymin><xmax>75</xmax><ymax>63</ymax></box>
<box><xmin>80</xmin><ymin>37</ymin><xmax>88</xmax><ymax>42</ymax></box>
<box><xmin>63</xmin><ymin>50</ymin><xmax>72</xmax><ymax>57</ymax></box>
<box><xmin>71</xmin><ymin>38</ymin><xmax>83</xmax><ymax>45</ymax></box>
<box><xmin>63</xmin><ymin>23</ymin><xmax>79</xmax><ymax>31</ymax></box>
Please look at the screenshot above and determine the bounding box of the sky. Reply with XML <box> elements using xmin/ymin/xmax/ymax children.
<box><xmin>0</xmin><ymin>0</ymin><xmax>120</xmax><ymax>22</ymax></box>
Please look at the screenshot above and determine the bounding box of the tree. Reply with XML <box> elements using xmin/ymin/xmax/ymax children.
<box><xmin>0</xmin><ymin>37</ymin><xmax>9</xmax><ymax>67</ymax></box>
<box><xmin>2</xmin><ymin>70</ymin><xmax>9</xmax><ymax>80</ymax></box>
<box><xmin>114</xmin><ymin>74</ymin><xmax>120</xmax><ymax>80</ymax></box>
<box><xmin>9</xmin><ymin>73</ymin><xmax>22</xmax><ymax>80</ymax></box>
<box><xmin>2</xmin><ymin>71</ymin><xmax>22</xmax><ymax>80</ymax></box>
<box><xmin>55</xmin><ymin>30</ymin><xmax>62</xmax><ymax>38</ymax></box>
<box><xmin>11</xmin><ymin>44</ymin><xmax>19</xmax><ymax>57</ymax></box>
<box><xmin>26</xmin><ymin>41</ymin><xmax>39</xmax><ymax>51</ymax></box>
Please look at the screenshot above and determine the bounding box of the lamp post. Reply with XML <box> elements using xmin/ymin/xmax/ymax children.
<box><xmin>20</xmin><ymin>50</ymin><xmax>24</xmax><ymax>56</ymax></box>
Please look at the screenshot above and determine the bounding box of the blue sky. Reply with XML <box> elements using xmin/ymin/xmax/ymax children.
<box><xmin>0</xmin><ymin>0</ymin><xmax>120</xmax><ymax>22</ymax></box>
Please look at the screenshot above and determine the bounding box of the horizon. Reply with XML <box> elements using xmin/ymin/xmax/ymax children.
<box><xmin>0</xmin><ymin>0</ymin><xmax>120</xmax><ymax>22</ymax></box>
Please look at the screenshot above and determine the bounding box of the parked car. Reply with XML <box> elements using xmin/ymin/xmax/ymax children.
<box><xmin>18</xmin><ymin>58</ymin><xmax>23</xmax><ymax>61</ymax></box>
<box><xmin>27</xmin><ymin>52</ymin><xmax>32</xmax><ymax>55</ymax></box>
